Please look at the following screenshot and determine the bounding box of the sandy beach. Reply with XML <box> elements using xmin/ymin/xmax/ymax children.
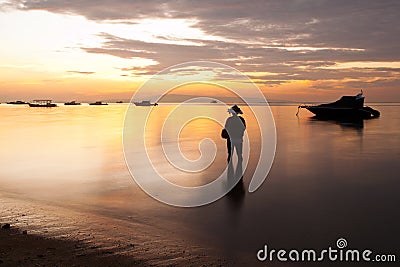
<box><xmin>0</xmin><ymin>193</ymin><xmax>226</xmax><ymax>266</ymax></box>
<box><xmin>0</xmin><ymin>226</ymin><xmax>144</xmax><ymax>267</ymax></box>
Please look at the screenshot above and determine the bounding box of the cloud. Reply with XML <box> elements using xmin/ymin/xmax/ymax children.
<box><xmin>67</xmin><ymin>71</ymin><xmax>95</xmax><ymax>75</ymax></box>
<box><xmin>5</xmin><ymin>0</ymin><xmax>400</xmax><ymax>95</ymax></box>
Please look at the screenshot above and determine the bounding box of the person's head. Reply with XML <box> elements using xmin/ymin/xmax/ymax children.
<box><xmin>227</xmin><ymin>104</ymin><xmax>243</xmax><ymax>116</ymax></box>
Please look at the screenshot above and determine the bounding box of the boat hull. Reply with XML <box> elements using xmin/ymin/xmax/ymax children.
<box><xmin>306</xmin><ymin>106</ymin><xmax>379</xmax><ymax>119</ymax></box>
<box><xmin>7</xmin><ymin>101</ymin><xmax>28</xmax><ymax>105</ymax></box>
<box><xmin>29</xmin><ymin>103</ymin><xmax>57</xmax><ymax>107</ymax></box>
<box><xmin>89</xmin><ymin>101</ymin><xmax>108</xmax><ymax>105</ymax></box>
<box><xmin>133</xmin><ymin>100</ymin><xmax>158</xmax><ymax>106</ymax></box>
<box><xmin>134</xmin><ymin>103</ymin><xmax>158</xmax><ymax>106</ymax></box>
<box><xmin>134</xmin><ymin>104</ymin><xmax>155</xmax><ymax>106</ymax></box>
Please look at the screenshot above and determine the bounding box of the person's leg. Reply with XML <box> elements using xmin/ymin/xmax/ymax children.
<box><xmin>227</xmin><ymin>138</ymin><xmax>232</xmax><ymax>162</ymax></box>
<box><xmin>235</xmin><ymin>142</ymin><xmax>243</xmax><ymax>161</ymax></box>
<box><xmin>236</xmin><ymin>156</ymin><xmax>243</xmax><ymax>180</ymax></box>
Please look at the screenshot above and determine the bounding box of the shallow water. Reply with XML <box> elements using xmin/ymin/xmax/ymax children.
<box><xmin>1</xmin><ymin>103</ymin><xmax>399</xmax><ymax>265</ymax></box>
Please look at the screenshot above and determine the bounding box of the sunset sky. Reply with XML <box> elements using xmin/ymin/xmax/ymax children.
<box><xmin>0</xmin><ymin>0</ymin><xmax>399</xmax><ymax>102</ymax></box>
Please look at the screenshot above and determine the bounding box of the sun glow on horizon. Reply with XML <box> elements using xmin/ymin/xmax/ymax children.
<box><xmin>0</xmin><ymin>8</ymin><xmax>222</xmax><ymax>100</ymax></box>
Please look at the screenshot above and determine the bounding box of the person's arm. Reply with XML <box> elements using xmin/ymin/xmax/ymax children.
<box><xmin>240</xmin><ymin>117</ymin><xmax>246</xmax><ymax>129</ymax></box>
<box><xmin>225</xmin><ymin>117</ymin><xmax>231</xmax><ymax>129</ymax></box>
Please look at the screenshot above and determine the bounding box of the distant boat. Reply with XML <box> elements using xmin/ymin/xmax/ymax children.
<box><xmin>297</xmin><ymin>91</ymin><xmax>380</xmax><ymax>119</ymax></box>
<box><xmin>133</xmin><ymin>100</ymin><xmax>158</xmax><ymax>106</ymax></box>
<box><xmin>89</xmin><ymin>101</ymin><xmax>108</xmax><ymax>105</ymax></box>
<box><xmin>7</xmin><ymin>100</ymin><xmax>28</xmax><ymax>105</ymax></box>
<box><xmin>29</xmin><ymin>100</ymin><xmax>57</xmax><ymax>107</ymax></box>
<box><xmin>64</xmin><ymin>101</ymin><xmax>81</xmax><ymax>105</ymax></box>
<box><xmin>116</xmin><ymin>101</ymin><xmax>124</xmax><ymax>103</ymax></box>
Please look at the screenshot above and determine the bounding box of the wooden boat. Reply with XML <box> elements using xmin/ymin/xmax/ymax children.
<box><xmin>133</xmin><ymin>100</ymin><xmax>158</xmax><ymax>106</ymax></box>
<box><xmin>64</xmin><ymin>101</ymin><xmax>81</xmax><ymax>105</ymax></box>
<box><xmin>89</xmin><ymin>101</ymin><xmax>108</xmax><ymax>105</ymax></box>
<box><xmin>297</xmin><ymin>92</ymin><xmax>380</xmax><ymax>119</ymax></box>
<box><xmin>7</xmin><ymin>100</ymin><xmax>28</xmax><ymax>105</ymax></box>
<box><xmin>29</xmin><ymin>100</ymin><xmax>57</xmax><ymax>107</ymax></box>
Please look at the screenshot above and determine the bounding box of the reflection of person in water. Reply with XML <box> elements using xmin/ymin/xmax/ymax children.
<box><xmin>226</xmin><ymin>139</ymin><xmax>245</xmax><ymax>211</ymax></box>
<box><xmin>224</xmin><ymin>105</ymin><xmax>246</xmax><ymax>163</ymax></box>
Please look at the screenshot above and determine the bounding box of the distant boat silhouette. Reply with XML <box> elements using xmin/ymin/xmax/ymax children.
<box><xmin>133</xmin><ymin>100</ymin><xmax>158</xmax><ymax>106</ymax></box>
<box><xmin>7</xmin><ymin>100</ymin><xmax>28</xmax><ymax>105</ymax></box>
<box><xmin>297</xmin><ymin>92</ymin><xmax>380</xmax><ymax>119</ymax></box>
<box><xmin>89</xmin><ymin>101</ymin><xmax>108</xmax><ymax>105</ymax></box>
<box><xmin>64</xmin><ymin>101</ymin><xmax>81</xmax><ymax>105</ymax></box>
<box><xmin>116</xmin><ymin>101</ymin><xmax>123</xmax><ymax>103</ymax></box>
<box><xmin>29</xmin><ymin>100</ymin><xmax>57</xmax><ymax>107</ymax></box>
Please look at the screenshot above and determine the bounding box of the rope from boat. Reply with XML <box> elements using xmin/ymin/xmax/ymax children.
<box><xmin>296</xmin><ymin>104</ymin><xmax>307</xmax><ymax>116</ymax></box>
<box><xmin>296</xmin><ymin>105</ymin><xmax>301</xmax><ymax>116</ymax></box>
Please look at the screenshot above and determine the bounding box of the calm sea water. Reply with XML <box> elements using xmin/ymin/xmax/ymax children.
<box><xmin>1</xmin><ymin>103</ymin><xmax>399</xmax><ymax>264</ymax></box>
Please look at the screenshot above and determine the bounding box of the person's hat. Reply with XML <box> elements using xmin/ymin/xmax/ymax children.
<box><xmin>228</xmin><ymin>104</ymin><xmax>243</xmax><ymax>114</ymax></box>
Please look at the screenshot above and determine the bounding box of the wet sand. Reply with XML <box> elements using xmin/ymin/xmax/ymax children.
<box><xmin>0</xmin><ymin>227</ymin><xmax>144</xmax><ymax>267</ymax></box>
<box><xmin>0</xmin><ymin>193</ymin><xmax>226</xmax><ymax>266</ymax></box>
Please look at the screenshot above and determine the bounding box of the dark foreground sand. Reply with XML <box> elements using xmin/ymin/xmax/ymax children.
<box><xmin>0</xmin><ymin>193</ymin><xmax>227</xmax><ymax>267</ymax></box>
<box><xmin>0</xmin><ymin>226</ymin><xmax>144</xmax><ymax>267</ymax></box>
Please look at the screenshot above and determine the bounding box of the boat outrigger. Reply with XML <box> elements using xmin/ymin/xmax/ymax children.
<box><xmin>297</xmin><ymin>91</ymin><xmax>380</xmax><ymax>119</ymax></box>
<box><xmin>29</xmin><ymin>100</ymin><xmax>57</xmax><ymax>107</ymax></box>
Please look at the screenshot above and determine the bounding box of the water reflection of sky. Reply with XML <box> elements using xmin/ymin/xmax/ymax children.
<box><xmin>0</xmin><ymin>105</ymin><xmax>399</xmax><ymax>264</ymax></box>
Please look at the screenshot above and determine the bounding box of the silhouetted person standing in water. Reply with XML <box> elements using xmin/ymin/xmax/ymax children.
<box><xmin>223</xmin><ymin>105</ymin><xmax>246</xmax><ymax>163</ymax></box>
